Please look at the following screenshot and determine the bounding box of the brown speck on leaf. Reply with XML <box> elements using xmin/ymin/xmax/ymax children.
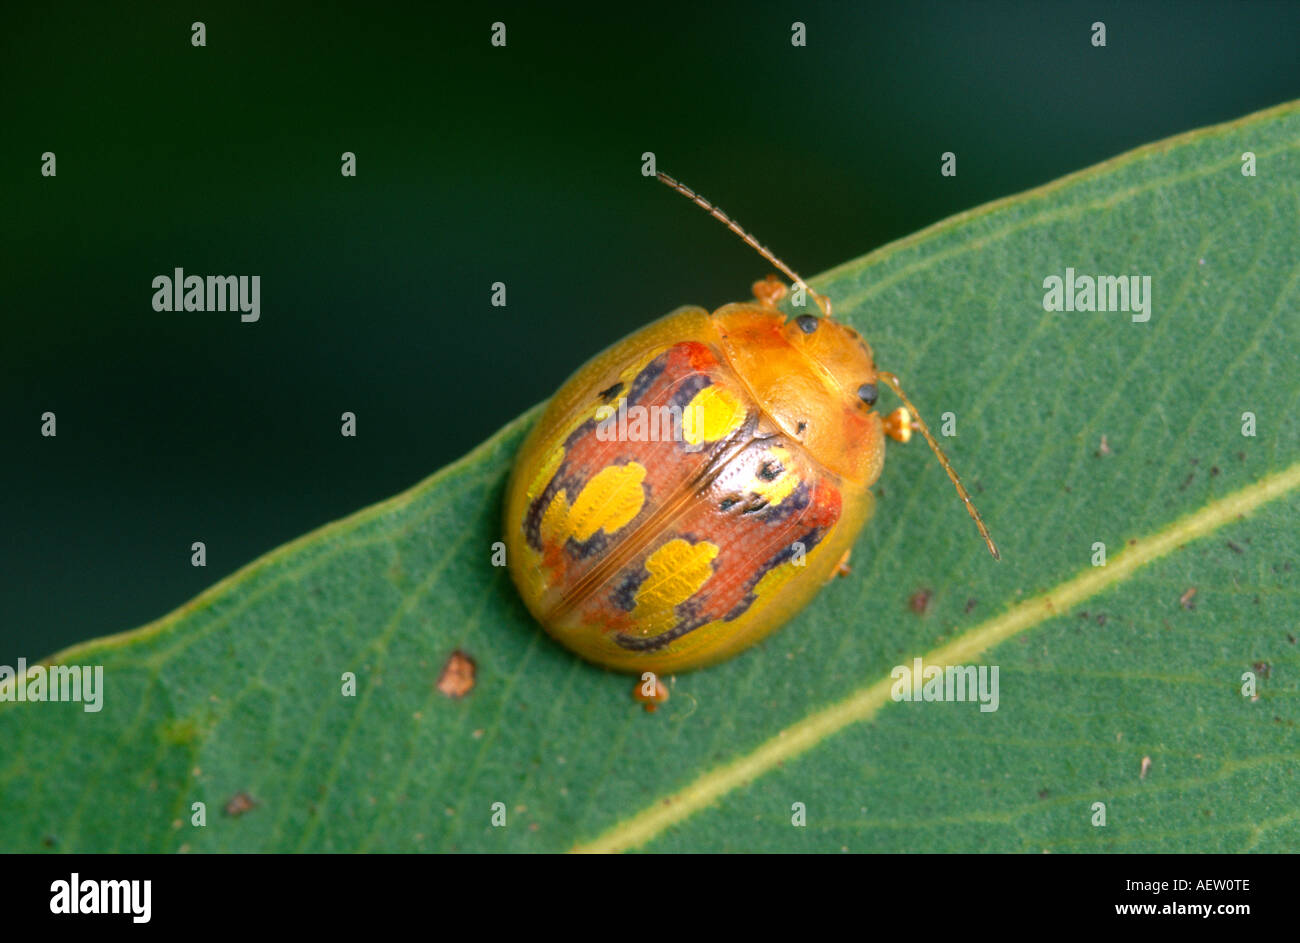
<box><xmin>437</xmin><ymin>650</ymin><xmax>477</xmax><ymax>698</ymax></box>
<box><xmin>1252</xmin><ymin>661</ymin><xmax>1272</xmax><ymax>679</ymax></box>
<box><xmin>1287</xmin><ymin>634</ymin><xmax>1296</xmax><ymax>645</ymax></box>
<box><xmin>964</xmin><ymin>598</ymin><xmax>978</xmax><ymax>614</ymax></box>
<box><xmin>42</xmin><ymin>836</ymin><xmax>56</xmax><ymax>848</ymax></box>
<box><xmin>1139</xmin><ymin>756</ymin><xmax>1152</xmax><ymax>780</ymax></box>
<box><xmin>1179</xmin><ymin>472</ymin><xmax>1195</xmax><ymax>491</ymax></box>
<box><xmin>1079</xmin><ymin>611</ymin><xmax>1089</xmax><ymax>619</ymax></box>
<box><xmin>1128</xmin><ymin>539</ymin><xmax>1137</xmax><ymax>546</ymax></box>
<box><xmin>1226</xmin><ymin>540</ymin><xmax>1243</xmax><ymax>555</ymax></box>
<box><xmin>1096</xmin><ymin>614</ymin><xmax>1108</xmax><ymax>627</ymax></box>
<box><xmin>1037</xmin><ymin>789</ymin><xmax>1049</xmax><ymax>800</ymax></box>
<box><xmin>1237</xmin><ymin>451</ymin><xmax>1245</xmax><ymax>461</ymax></box>
<box><xmin>909</xmin><ymin>588</ymin><xmax>933</xmax><ymax>615</ymax></box>
<box><xmin>1210</xmin><ymin>466</ymin><xmax>1220</xmax><ymax>476</ymax></box>
<box><xmin>633</xmin><ymin>673</ymin><xmax>669</xmax><ymax>712</ymax></box>
<box><xmin>1179</xmin><ymin>587</ymin><xmax>1197</xmax><ymax>610</ymax></box>
<box><xmin>224</xmin><ymin>792</ymin><xmax>258</xmax><ymax>817</ymax></box>
<box><xmin>1096</xmin><ymin>435</ymin><xmax>1112</xmax><ymax>457</ymax></box>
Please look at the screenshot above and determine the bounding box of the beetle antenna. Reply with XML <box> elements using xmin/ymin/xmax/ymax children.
<box><xmin>876</xmin><ymin>371</ymin><xmax>1000</xmax><ymax>560</ymax></box>
<box><xmin>655</xmin><ymin>171</ymin><xmax>831</xmax><ymax>318</ymax></box>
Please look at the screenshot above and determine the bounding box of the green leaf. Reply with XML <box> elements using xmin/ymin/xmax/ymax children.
<box><xmin>4</xmin><ymin>101</ymin><xmax>1298</xmax><ymax>853</ymax></box>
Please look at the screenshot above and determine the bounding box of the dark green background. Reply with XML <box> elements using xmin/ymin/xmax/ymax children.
<box><xmin>3</xmin><ymin>1</ymin><xmax>1298</xmax><ymax>660</ymax></box>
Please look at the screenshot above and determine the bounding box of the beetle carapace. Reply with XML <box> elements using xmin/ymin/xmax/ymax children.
<box><xmin>654</xmin><ymin>170</ymin><xmax>999</xmax><ymax>562</ymax></box>
<box><xmin>502</xmin><ymin>171</ymin><xmax>998</xmax><ymax>680</ymax></box>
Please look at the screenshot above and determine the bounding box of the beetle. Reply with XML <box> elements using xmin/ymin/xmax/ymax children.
<box><xmin>503</xmin><ymin>172</ymin><xmax>998</xmax><ymax>688</ymax></box>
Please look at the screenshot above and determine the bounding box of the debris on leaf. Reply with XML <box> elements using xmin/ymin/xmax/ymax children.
<box><xmin>437</xmin><ymin>650</ymin><xmax>477</xmax><ymax>698</ymax></box>
<box><xmin>224</xmin><ymin>792</ymin><xmax>258</xmax><ymax>817</ymax></box>
<box><xmin>633</xmin><ymin>672</ymin><xmax>669</xmax><ymax>713</ymax></box>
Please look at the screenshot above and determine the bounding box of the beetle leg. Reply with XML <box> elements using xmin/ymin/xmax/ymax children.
<box><xmin>831</xmin><ymin>548</ymin><xmax>852</xmax><ymax>581</ymax></box>
<box><xmin>883</xmin><ymin>406</ymin><xmax>912</xmax><ymax>443</ymax></box>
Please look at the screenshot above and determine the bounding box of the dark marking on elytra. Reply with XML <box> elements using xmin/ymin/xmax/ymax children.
<box><xmin>611</xmin><ymin>566</ymin><xmax>650</xmax><ymax>612</ymax></box>
<box><xmin>616</xmin><ymin>596</ymin><xmax>714</xmax><ymax>652</ymax></box>
<box><xmin>625</xmin><ymin>352</ymin><xmax>670</xmax><ymax>405</ymax></box>
<box><xmin>615</xmin><ymin>481</ymin><xmax>833</xmax><ymax>651</ymax></box>
<box><xmin>668</xmin><ymin>373</ymin><xmax>710</xmax><ymax>411</ymax></box>
<box><xmin>723</xmin><ymin>525</ymin><xmax>828</xmax><ymax>622</ymax></box>
<box><xmin>562</xmin><ymin>416</ymin><xmax>598</xmax><ymax>451</ymax></box>
<box><xmin>598</xmin><ymin>381</ymin><xmax>623</xmax><ymax>402</ymax></box>
<box><xmin>566</xmin><ymin>528</ymin><xmax>614</xmax><ymax>561</ymax></box>
<box><xmin>742</xmin><ymin>479</ymin><xmax>813</xmax><ymax>524</ymax></box>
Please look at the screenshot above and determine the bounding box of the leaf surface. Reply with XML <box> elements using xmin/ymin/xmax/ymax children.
<box><xmin>3</xmin><ymin>101</ymin><xmax>1298</xmax><ymax>853</ymax></box>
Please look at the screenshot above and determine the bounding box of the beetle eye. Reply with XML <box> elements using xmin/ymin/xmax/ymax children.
<box><xmin>795</xmin><ymin>314</ymin><xmax>819</xmax><ymax>334</ymax></box>
<box><xmin>857</xmin><ymin>383</ymin><xmax>878</xmax><ymax>406</ymax></box>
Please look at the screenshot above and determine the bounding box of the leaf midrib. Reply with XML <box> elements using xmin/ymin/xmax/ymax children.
<box><xmin>571</xmin><ymin>461</ymin><xmax>1300</xmax><ymax>853</ymax></box>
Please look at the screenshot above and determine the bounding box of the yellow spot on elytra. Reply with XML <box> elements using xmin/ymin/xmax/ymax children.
<box><xmin>566</xmin><ymin>463</ymin><xmax>647</xmax><ymax>542</ymax></box>
<box><xmin>631</xmin><ymin>539</ymin><xmax>719</xmax><ymax>634</ymax></box>
<box><xmin>752</xmin><ymin>446</ymin><xmax>799</xmax><ymax>507</ymax></box>
<box><xmin>527</xmin><ymin>447</ymin><xmax>565</xmax><ymax>505</ymax></box>
<box><xmin>682</xmin><ymin>385</ymin><xmax>746</xmax><ymax>446</ymax></box>
<box><xmin>540</xmin><ymin>489</ymin><xmax>570</xmax><ymax>547</ymax></box>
